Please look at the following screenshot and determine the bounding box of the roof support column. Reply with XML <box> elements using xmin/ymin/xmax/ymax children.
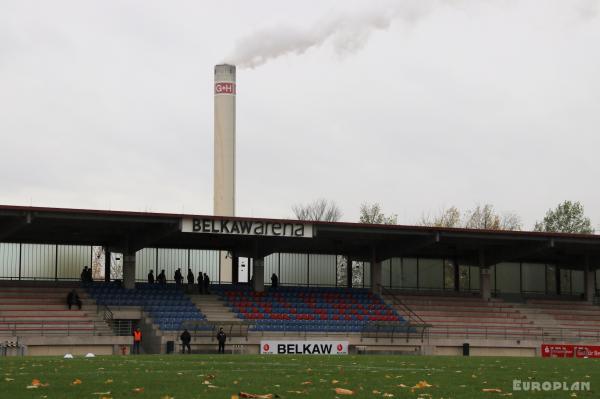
<box><xmin>253</xmin><ymin>257</ymin><xmax>264</xmax><ymax>293</ymax></box>
<box><xmin>370</xmin><ymin>251</ymin><xmax>382</xmax><ymax>295</ymax></box>
<box><xmin>123</xmin><ymin>251</ymin><xmax>136</xmax><ymax>289</ymax></box>
<box><xmin>479</xmin><ymin>250</ymin><xmax>491</xmax><ymax>302</ymax></box>
<box><xmin>346</xmin><ymin>256</ymin><xmax>353</xmax><ymax>288</ymax></box>
<box><xmin>104</xmin><ymin>247</ymin><xmax>111</xmax><ymax>282</ymax></box>
<box><xmin>220</xmin><ymin>252</ymin><xmax>234</xmax><ymax>284</ymax></box>
<box><xmin>584</xmin><ymin>256</ymin><xmax>595</xmax><ymax>303</ymax></box>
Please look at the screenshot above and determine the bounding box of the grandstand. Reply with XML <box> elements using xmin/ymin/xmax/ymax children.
<box><xmin>1</xmin><ymin>204</ymin><xmax>600</xmax><ymax>356</ymax></box>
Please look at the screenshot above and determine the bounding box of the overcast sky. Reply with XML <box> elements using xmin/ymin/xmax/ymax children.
<box><xmin>1</xmin><ymin>0</ymin><xmax>599</xmax><ymax>230</ymax></box>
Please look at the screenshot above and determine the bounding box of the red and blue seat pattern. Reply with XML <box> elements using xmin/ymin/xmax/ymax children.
<box><xmin>214</xmin><ymin>285</ymin><xmax>405</xmax><ymax>332</ymax></box>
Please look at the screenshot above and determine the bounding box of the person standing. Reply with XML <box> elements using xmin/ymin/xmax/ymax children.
<box><xmin>217</xmin><ymin>327</ymin><xmax>226</xmax><ymax>354</ymax></box>
<box><xmin>133</xmin><ymin>327</ymin><xmax>142</xmax><ymax>354</ymax></box>
<box><xmin>174</xmin><ymin>268</ymin><xmax>183</xmax><ymax>287</ymax></box>
<box><xmin>180</xmin><ymin>329</ymin><xmax>192</xmax><ymax>354</ymax></box>
<box><xmin>148</xmin><ymin>270</ymin><xmax>155</xmax><ymax>284</ymax></box>
<box><xmin>203</xmin><ymin>273</ymin><xmax>210</xmax><ymax>295</ymax></box>
<box><xmin>187</xmin><ymin>268</ymin><xmax>194</xmax><ymax>287</ymax></box>
<box><xmin>271</xmin><ymin>273</ymin><xmax>279</xmax><ymax>290</ymax></box>
<box><xmin>157</xmin><ymin>270</ymin><xmax>167</xmax><ymax>286</ymax></box>
<box><xmin>197</xmin><ymin>271</ymin><xmax>204</xmax><ymax>294</ymax></box>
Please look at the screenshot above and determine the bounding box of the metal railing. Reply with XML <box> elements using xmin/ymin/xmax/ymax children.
<box><xmin>361</xmin><ymin>321</ymin><xmax>430</xmax><ymax>342</ymax></box>
<box><xmin>0</xmin><ymin>320</ymin><xmax>112</xmax><ymax>336</ymax></box>
<box><xmin>430</xmin><ymin>325</ymin><xmax>600</xmax><ymax>341</ymax></box>
<box><xmin>98</xmin><ymin>304</ymin><xmax>132</xmax><ymax>336</ymax></box>
<box><xmin>378</xmin><ymin>284</ymin><xmax>428</xmax><ymax>325</ymax></box>
<box><xmin>182</xmin><ymin>320</ymin><xmax>250</xmax><ymax>340</ymax></box>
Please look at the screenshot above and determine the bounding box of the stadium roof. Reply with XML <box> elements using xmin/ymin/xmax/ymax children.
<box><xmin>1</xmin><ymin>204</ymin><xmax>599</xmax><ymax>269</ymax></box>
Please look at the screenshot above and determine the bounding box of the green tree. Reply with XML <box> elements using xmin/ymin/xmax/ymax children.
<box><xmin>359</xmin><ymin>202</ymin><xmax>397</xmax><ymax>225</ymax></box>
<box><xmin>419</xmin><ymin>206</ymin><xmax>462</xmax><ymax>228</ymax></box>
<box><xmin>534</xmin><ymin>201</ymin><xmax>594</xmax><ymax>234</ymax></box>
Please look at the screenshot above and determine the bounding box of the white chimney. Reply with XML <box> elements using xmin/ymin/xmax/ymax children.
<box><xmin>214</xmin><ymin>64</ymin><xmax>236</xmax><ymax>217</ymax></box>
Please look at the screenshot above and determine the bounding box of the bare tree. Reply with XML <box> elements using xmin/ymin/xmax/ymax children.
<box><xmin>292</xmin><ymin>198</ymin><xmax>342</xmax><ymax>222</ymax></box>
<box><xmin>419</xmin><ymin>206</ymin><xmax>461</xmax><ymax>228</ymax></box>
<box><xmin>359</xmin><ymin>202</ymin><xmax>397</xmax><ymax>225</ymax></box>
<box><xmin>464</xmin><ymin>204</ymin><xmax>522</xmax><ymax>231</ymax></box>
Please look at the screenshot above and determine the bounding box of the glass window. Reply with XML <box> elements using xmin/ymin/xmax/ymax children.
<box><xmin>280</xmin><ymin>253</ymin><xmax>308</xmax><ymax>286</ymax></box>
<box><xmin>444</xmin><ymin>259</ymin><xmax>455</xmax><ymax>290</ymax></box>
<box><xmin>418</xmin><ymin>258</ymin><xmax>443</xmax><ymax>290</ymax></box>
<box><xmin>390</xmin><ymin>258</ymin><xmax>403</xmax><ymax>288</ymax></box>
<box><xmin>495</xmin><ymin>262</ymin><xmax>520</xmax><ymax>294</ymax></box>
<box><xmin>0</xmin><ymin>243</ymin><xmax>21</xmax><ymax>279</ymax></box>
<box><xmin>521</xmin><ymin>263</ymin><xmax>546</xmax><ymax>294</ymax></box>
<box><xmin>470</xmin><ymin>266</ymin><xmax>480</xmax><ymax>291</ymax></box>
<box><xmin>381</xmin><ymin>259</ymin><xmax>391</xmax><ymax>289</ymax></box>
<box><xmin>572</xmin><ymin>270</ymin><xmax>584</xmax><ymax>295</ymax></box>
<box><xmin>308</xmin><ymin>254</ymin><xmax>336</xmax><ymax>286</ymax></box>
<box><xmin>402</xmin><ymin>258</ymin><xmax>418</xmax><ymax>289</ymax></box>
<box><xmin>546</xmin><ymin>265</ymin><xmax>557</xmax><ymax>294</ymax></box>
<box><xmin>560</xmin><ymin>268</ymin><xmax>572</xmax><ymax>295</ymax></box>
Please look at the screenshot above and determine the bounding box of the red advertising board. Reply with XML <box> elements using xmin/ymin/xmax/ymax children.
<box><xmin>541</xmin><ymin>344</ymin><xmax>600</xmax><ymax>358</ymax></box>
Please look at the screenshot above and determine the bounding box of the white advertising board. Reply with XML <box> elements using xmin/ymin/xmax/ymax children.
<box><xmin>260</xmin><ymin>340</ymin><xmax>349</xmax><ymax>355</ymax></box>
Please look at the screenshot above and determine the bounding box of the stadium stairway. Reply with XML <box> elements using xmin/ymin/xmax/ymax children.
<box><xmin>384</xmin><ymin>293</ymin><xmax>600</xmax><ymax>342</ymax></box>
<box><xmin>0</xmin><ymin>282</ymin><xmax>113</xmax><ymax>337</ymax></box>
<box><xmin>188</xmin><ymin>294</ymin><xmax>239</xmax><ymax>323</ymax></box>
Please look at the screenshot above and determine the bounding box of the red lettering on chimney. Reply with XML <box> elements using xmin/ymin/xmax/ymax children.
<box><xmin>215</xmin><ymin>82</ymin><xmax>236</xmax><ymax>95</ymax></box>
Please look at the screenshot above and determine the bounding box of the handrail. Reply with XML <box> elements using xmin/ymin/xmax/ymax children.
<box><xmin>377</xmin><ymin>284</ymin><xmax>428</xmax><ymax>325</ymax></box>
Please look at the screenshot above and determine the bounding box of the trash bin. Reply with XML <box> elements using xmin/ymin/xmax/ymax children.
<box><xmin>462</xmin><ymin>343</ymin><xmax>470</xmax><ymax>356</ymax></box>
<box><xmin>166</xmin><ymin>341</ymin><xmax>175</xmax><ymax>354</ymax></box>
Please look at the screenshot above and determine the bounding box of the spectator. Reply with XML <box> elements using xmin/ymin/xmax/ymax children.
<box><xmin>133</xmin><ymin>327</ymin><xmax>142</xmax><ymax>354</ymax></box>
<box><xmin>203</xmin><ymin>273</ymin><xmax>210</xmax><ymax>295</ymax></box>
<box><xmin>197</xmin><ymin>271</ymin><xmax>204</xmax><ymax>294</ymax></box>
<box><xmin>86</xmin><ymin>267</ymin><xmax>93</xmax><ymax>282</ymax></box>
<box><xmin>66</xmin><ymin>289</ymin><xmax>82</xmax><ymax>310</ymax></box>
<box><xmin>217</xmin><ymin>327</ymin><xmax>226</xmax><ymax>354</ymax></box>
<box><xmin>148</xmin><ymin>270</ymin><xmax>155</xmax><ymax>284</ymax></box>
<box><xmin>157</xmin><ymin>270</ymin><xmax>167</xmax><ymax>286</ymax></box>
<box><xmin>80</xmin><ymin>266</ymin><xmax>88</xmax><ymax>283</ymax></box>
<box><xmin>174</xmin><ymin>268</ymin><xmax>183</xmax><ymax>286</ymax></box>
<box><xmin>180</xmin><ymin>329</ymin><xmax>192</xmax><ymax>354</ymax></box>
<box><xmin>187</xmin><ymin>268</ymin><xmax>194</xmax><ymax>286</ymax></box>
<box><xmin>271</xmin><ymin>273</ymin><xmax>279</xmax><ymax>290</ymax></box>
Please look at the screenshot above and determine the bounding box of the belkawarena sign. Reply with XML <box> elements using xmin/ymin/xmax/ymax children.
<box><xmin>181</xmin><ymin>218</ymin><xmax>313</xmax><ymax>238</ymax></box>
<box><xmin>260</xmin><ymin>340</ymin><xmax>349</xmax><ymax>355</ymax></box>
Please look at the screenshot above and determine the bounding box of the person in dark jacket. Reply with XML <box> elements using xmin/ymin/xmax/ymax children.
<box><xmin>217</xmin><ymin>327</ymin><xmax>226</xmax><ymax>354</ymax></box>
<box><xmin>180</xmin><ymin>329</ymin><xmax>192</xmax><ymax>354</ymax></box>
<box><xmin>174</xmin><ymin>268</ymin><xmax>183</xmax><ymax>286</ymax></box>
<box><xmin>203</xmin><ymin>273</ymin><xmax>210</xmax><ymax>294</ymax></box>
<box><xmin>67</xmin><ymin>289</ymin><xmax>82</xmax><ymax>310</ymax></box>
<box><xmin>148</xmin><ymin>270</ymin><xmax>155</xmax><ymax>284</ymax></box>
<box><xmin>271</xmin><ymin>273</ymin><xmax>279</xmax><ymax>290</ymax></box>
<box><xmin>157</xmin><ymin>270</ymin><xmax>167</xmax><ymax>286</ymax></box>
<box><xmin>197</xmin><ymin>271</ymin><xmax>203</xmax><ymax>294</ymax></box>
<box><xmin>187</xmin><ymin>268</ymin><xmax>194</xmax><ymax>285</ymax></box>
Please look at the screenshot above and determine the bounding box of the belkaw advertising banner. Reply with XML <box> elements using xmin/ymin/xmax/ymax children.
<box><xmin>260</xmin><ymin>340</ymin><xmax>349</xmax><ymax>355</ymax></box>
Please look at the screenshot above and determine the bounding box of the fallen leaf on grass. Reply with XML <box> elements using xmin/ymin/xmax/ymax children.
<box><xmin>334</xmin><ymin>387</ymin><xmax>354</xmax><ymax>395</ymax></box>
<box><xmin>208</xmin><ymin>385</ymin><xmax>218</xmax><ymax>389</ymax></box>
<box><xmin>161</xmin><ymin>396</ymin><xmax>175</xmax><ymax>399</ymax></box>
<box><xmin>239</xmin><ymin>392</ymin><xmax>273</xmax><ymax>398</ymax></box>
<box><xmin>91</xmin><ymin>392</ymin><xmax>111</xmax><ymax>395</ymax></box>
<box><xmin>482</xmin><ymin>388</ymin><xmax>502</xmax><ymax>393</ymax></box>
<box><xmin>104</xmin><ymin>379</ymin><xmax>113</xmax><ymax>384</ymax></box>
<box><xmin>383</xmin><ymin>394</ymin><xmax>394</xmax><ymax>398</ymax></box>
<box><xmin>286</xmin><ymin>390</ymin><xmax>306</xmax><ymax>394</ymax></box>
<box><xmin>4</xmin><ymin>378</ymin><xmax>14</xmax><ymax>382</ymax></box>
<box><xmin>397</xmin><ymin>384</ymin><xmax>408</xmax><ymax>388</ymax></box>
<box><xmin>372</xmin><ymin>390</ymin><xmax>381</xmax><ymax>394</ymax></box>
<box><xmin>132</xmin><ymin>387</ymin><xmax>144</xmax><ymax>393</ymax></box>
<box><xmin>71</xmin><ymin>378</ymin><xmax>82</xmax><ymax>385</ymax></box>
<box><xmin>412</xmin><ymin>380</ymin><xmax>432</xmax><ymax>389</ymax></box>
<box><xmin>300</xmin><ymin>381</ymin><xmax>312</xmax><ymax>385</ymax></box>
<box><xmin>26</xmin><ymin>379</ymin><xmax>49</xmax><ymax>389</ymax></box>
<box><xmin>331</xmin><ymin>380</ymin><xmax>339</xmax><ymax>384</ymax></box>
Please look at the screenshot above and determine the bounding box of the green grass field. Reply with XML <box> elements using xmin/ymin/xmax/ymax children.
<box><xmin>1</xmin><ymin>354</ymin><xmax>598</xmax><ymax>398</ymax></box>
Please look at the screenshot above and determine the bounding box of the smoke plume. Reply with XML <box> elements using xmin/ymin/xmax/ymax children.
<box><xmin>225</xmin><ymin>1</ymin><xmax>432</xmax><ymax>68</ymax></box>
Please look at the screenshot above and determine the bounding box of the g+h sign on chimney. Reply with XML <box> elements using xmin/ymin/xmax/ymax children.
<box><xmin>215</xmin><ymin>82</ymin><xmax>236</xmax><ymax>95</ymax></box>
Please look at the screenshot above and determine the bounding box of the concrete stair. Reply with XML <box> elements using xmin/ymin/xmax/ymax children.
<box><xmin>188</xmin><ymin>294</ymin><xmax>239</xmax><ymax>323</ymax></box>
<box><xmin>0</xmin><ymin>283</ymin><xmax>113</xmax><ymax>336</ymax></box>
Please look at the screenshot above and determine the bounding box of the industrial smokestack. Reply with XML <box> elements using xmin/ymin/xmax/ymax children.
<box><xmin>214</xmin><ymin>64</ymin><xmax>236</xmax><ymax>217</ymax></box>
